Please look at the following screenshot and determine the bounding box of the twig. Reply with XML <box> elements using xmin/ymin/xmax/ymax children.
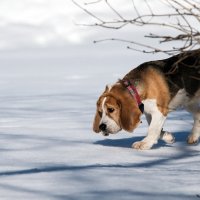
<box><xmin>73</xmin><ymin>0</ymin><xmax>200</xmax><ymax>55</ymax></box>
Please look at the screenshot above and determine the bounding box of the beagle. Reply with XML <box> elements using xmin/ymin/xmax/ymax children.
<box><xmin>93</xmin><ymin>49</ymin><xmax>200</xmax><ymax>150</ymax></box>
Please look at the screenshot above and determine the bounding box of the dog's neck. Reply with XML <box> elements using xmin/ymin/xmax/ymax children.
<box><xmin>120</xmin><ymin>79</ymin><xmax>145</xmax><ymax>99</ymax></box>
<box><xmin>119</xmin><ymin>79</ymin><xmax>145</xmax><ymax>113</ymax></box>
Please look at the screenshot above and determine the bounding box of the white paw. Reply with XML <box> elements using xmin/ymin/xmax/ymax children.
<box><xmin>187</xmin><ymin>134</ymin><xmax>199</xmax><ymax>145</ymax></box>
<box><xmin>132</xmin><ymin>141</ymin><xmax>154</xmax><ymax>150</ymax></box>
<box><xmin>161</xmin><ymin>131</ymin><xmax>175</xmax><ymax>144</ymax></box>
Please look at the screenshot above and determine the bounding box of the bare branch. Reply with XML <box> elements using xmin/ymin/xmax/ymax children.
<box><xmin>72</xmin><ymin>0</ymin><xmax>104</xmax><ymax>23</ymax></box>
<box><xmin>73</xmin><ymin>0</ymin><xmax>200</xmax><ymax>55</ymax></box>
<box><xmin>105</xmin><ymin>0</ymin><xmax>125</xmax><ymax>20</ymax></box>
<box><xmin>94</xmin><ymin>38</ymin><xmax>175</xmax><ymax>55</ymax></box>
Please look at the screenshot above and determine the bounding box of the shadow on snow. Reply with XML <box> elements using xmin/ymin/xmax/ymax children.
<box><xmin>94</xmin><ymin>131</ymin><xmax>191</xmax><ymax>149</ymax></box>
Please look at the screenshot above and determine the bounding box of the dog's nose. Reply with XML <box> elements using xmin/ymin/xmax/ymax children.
<box><xmin>99</xmin><ymin>123</ymin><xmax>107</xmax><ymax>131</ymax></box>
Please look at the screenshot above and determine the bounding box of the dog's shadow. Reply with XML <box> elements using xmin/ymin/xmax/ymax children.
<box><xmin>94</xmin><ymin>136</ymin><xmax>141</xmax><ymax>148</ymax></box>
<box><xmin>94</xmin><ymin>131</ymin><xmax>189</xmax><ymax>149</ymax></box>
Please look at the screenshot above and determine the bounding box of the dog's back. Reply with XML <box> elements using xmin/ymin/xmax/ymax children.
<box><xmin>129</xmin><ymin>49</ymin><xmax>200</xmax><ymax>98</ymax></box>
<box><xmin>160</xmin><ymin>49</ymin><xmax>200</xmax><ymax>96</ymax></box>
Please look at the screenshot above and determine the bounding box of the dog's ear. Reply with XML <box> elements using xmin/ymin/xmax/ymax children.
<box><xmin>119</xmin><ymin>94</ymin><xmax>141</xmax><ymax>132</ymax></box>
<box><xmin>93</xmin><ymin>97</ymin><xmax>102</xmax><ymax>133</ymax></box>
<box><xmin>93</xmin><ymin>86</ymin><xmax>110</xmax><ymax>133</ymax></box>
<box><xmin>93</xmin><ymin>108</ymin><xmax>101</xmax><ymax>133</ymax></box>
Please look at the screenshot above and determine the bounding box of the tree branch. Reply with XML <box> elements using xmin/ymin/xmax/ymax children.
<box><xmin>72</xmin><ymin>0</ymin><xmax>200</xmax><ymax>55</ymax></box>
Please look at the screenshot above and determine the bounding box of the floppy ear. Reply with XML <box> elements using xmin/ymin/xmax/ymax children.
<box><xmin>93</xmin><ymin>108</ymin><xmax>101</xmax><ymax>133</ymax></box>
<box><xmin>93</xmin><ymin>86</ymin><xmax>109</xmax><ymax>133</ymax></box>
<box><xmin>119</xmin><ymin>94</ymin><xmax>141</xmax><ymax>132</ymax></box>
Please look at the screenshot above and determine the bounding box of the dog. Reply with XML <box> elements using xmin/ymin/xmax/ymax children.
<box><xmin>93</xmin><ymin>49</ymin><xmax>200</xmax><ymax>150</ymax></box>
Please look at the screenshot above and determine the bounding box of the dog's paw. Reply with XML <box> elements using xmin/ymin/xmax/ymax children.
<box><xmin>132</xmin><ymin>141</ymin><xmax>153</xmax><ymax>150</ymax></box>
<box><xmin>161</xmin><ymin>131</ymin><xmax>175</xmax><ymax>144</ymax></box>
<box><xmin>187</xmin><ymin>134</ymin><xmax>199</xmax><ymax>145</ymax></box>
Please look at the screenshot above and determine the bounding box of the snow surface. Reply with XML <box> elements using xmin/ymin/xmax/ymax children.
<box><xmin>0</xmin><ymin>58</ymin><xmax>199</xmax><ymax>200</ymax></box>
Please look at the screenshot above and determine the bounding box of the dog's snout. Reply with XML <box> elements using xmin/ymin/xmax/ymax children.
<box><xmin>99</xmin><ymin>123</ymin><xmax>107</xmax><ymax>131</ymax></box>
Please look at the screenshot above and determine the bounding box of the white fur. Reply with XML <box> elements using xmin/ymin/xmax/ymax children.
<box><xmin>145</xmin><ymin>113</ymin><xmax>175</xmax><ymax>144</ymax></box>
<box><xmin>100</xmin><ymin>97</ymin><xmax>121</xmax><ymax>135</ymax></box>
<box><xmin>160</xmin><ymin>131</ymin><xmax>175</xmax><ymax>144</ymax></box>
<box><xmin>132</xmin><ymin>89</ymin><xmax>200</xmax><ymax>149</ymax></box>
<box><xmin>107</xmin><ymin>84</ymin><xmax>113</xmax><ymax>92</ymax></box>
<box><xmin>186</xmin><ymin>89</ymin><xmax>200</xmax><ymax>143</ymax></box>
<box><xmin>132</xmin><ymin>88</ymin><xmax>200</xmax><ymax>149</ymax></box>
<box><xmin>168</xmin><ymin>89</ymin><xmax>189</xmax><ymax>111</ymax></box>
<box><xmin>169</xmin><ymin>89</ymin><xmax>200</xmax><ymax>143</ymax></box>
<box><xmin>188</xmin><ymin>112</ymin><xmax>200</xmax><ymax>143</ymax></box>
<box><xmin>169</xmin><ymin>89</ymin><xmax>200</xmax><ymax>112</ymax></box>
<box><xmin>132</xmin><ymin>99</ymin><xmax>166</xmax><ymax>150</ymax></box>
<box><xmin>185</xmin><ymin>89</ymin><xmax>200</xmax><ymax>112</ymax></box>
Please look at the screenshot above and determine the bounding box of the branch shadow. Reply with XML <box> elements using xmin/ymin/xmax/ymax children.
<box><xmin>0</xmin><ymin>141</ymin><xmax>199</xmax><ymax>178</ymax></box>
<box><xmin>0</xmin><ymin>182</ymin><xmax>197</xmax><ymax>200</ymax></box>
<box><xmin>85</xmin><ymin>189</ymin><xmax>197</xmax><ymax>200</ymax></box>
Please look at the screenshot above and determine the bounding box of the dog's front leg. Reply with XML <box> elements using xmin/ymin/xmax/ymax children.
<box><xmin>132</xmin><ymin>110</ymin><xmax>166</xmax><ymax>150</ymax></box>
<box><xmin>145</xmin><ymin>113</ymin><xmax>175</xmax><ymax>144</ymax></box>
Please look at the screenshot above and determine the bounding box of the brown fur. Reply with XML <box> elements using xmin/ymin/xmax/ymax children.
<box><xmin>93</xmin><ymin>108</ymin><xmax>101</xmax><ymax>133</ymax></box>
<box><xmin>104</xmin><ymin>96</ymin><xmax>121</xmax><ymax>126</ymax></box>
<box><xmin>93</xmin><ymin>83</ymin><xmax>142</xmax><ymax>133</ymax></box>
<box><xmin>111</xmin><ymin>84</ymin><xmax>141</xmax><ymax>132</ymax></box>
<box><xmin>123</xmin><ymin>65</ymin><xmax>171</xmax><ymax>116</ymax></box>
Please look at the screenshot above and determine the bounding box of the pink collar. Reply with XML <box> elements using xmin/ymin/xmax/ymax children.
<box><xmin>123</xmin><ymin>80</ymin><xmax>144</xmax><ymax>113</ymax></box>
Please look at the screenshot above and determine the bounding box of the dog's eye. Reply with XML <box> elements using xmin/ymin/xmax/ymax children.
<box><xmin>108</xmin><ymin>108</ymin><xmax>115</xmax><ymax>113</ymax></box>
<box><xmin>98</xmin><ymin>111</ymin><xmax>102</xmax><ymax>117</ymax></box>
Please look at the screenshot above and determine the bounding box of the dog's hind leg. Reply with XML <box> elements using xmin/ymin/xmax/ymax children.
<box><xmin>187</xmin><ymin>112</ymin><xmax>200</xmax><ymax>144</ymax></box>
<box><xmin>160</xmin><ymin>130</ymin><xmax>175</xmax><ymax>144</ymax></box>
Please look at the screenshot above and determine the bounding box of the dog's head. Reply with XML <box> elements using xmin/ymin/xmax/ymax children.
<box><xmin>93</xmin><ymin>83</ymin><xmax>142</xmax><ymax>136</ymax></box>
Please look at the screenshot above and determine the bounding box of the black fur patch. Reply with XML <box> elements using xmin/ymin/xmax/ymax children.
<box><xmin>137</xmin><ymin>49</ymin><xmax>200</xmax><ymax>97</ymax></box>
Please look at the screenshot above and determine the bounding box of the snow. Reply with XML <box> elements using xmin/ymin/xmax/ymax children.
<box><xmin>0</xmin><ymin>54</ymin><xmax>199</xmax><ymax>200</ymax></box>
